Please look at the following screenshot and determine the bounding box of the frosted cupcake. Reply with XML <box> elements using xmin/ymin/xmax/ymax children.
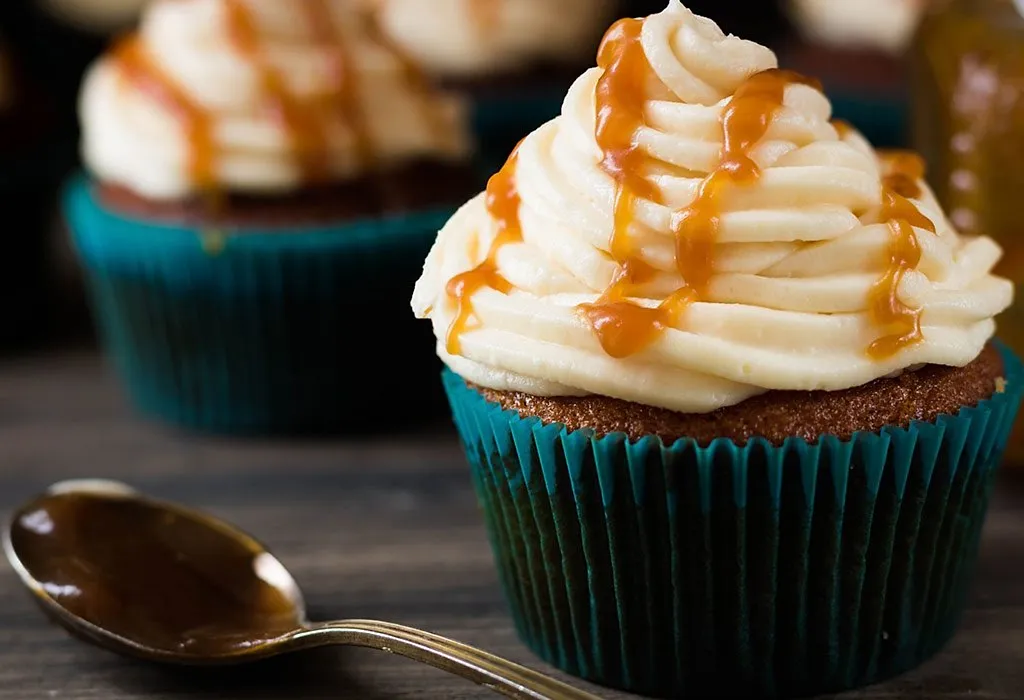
<box><xmin>66</xmin><ymin>0</ymin><xmax>476</xmax><ymax>433</ymax></box>
<box><xmin>413</xmin><ymin>1</ymin><xmax>1021</xmax><ymax>696</ymax></box>
<box><xmin>781</xmin><ymin>0</ymin><xmax>927</xmax><ymax>147</ymax></box>
<box><xmin>366</xmin><ymin>0</ymin><xmax>619</xmax><ymax>160</ymax></box>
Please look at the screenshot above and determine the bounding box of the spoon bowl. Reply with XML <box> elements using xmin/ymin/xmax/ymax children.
<box><xmin>4</xmin><ymin>480</ymin><xmax>599</xmax><ymax>699</ymax></box>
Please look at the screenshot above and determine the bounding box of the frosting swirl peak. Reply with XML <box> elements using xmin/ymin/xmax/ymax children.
<box><xmin>412</xmin><ymin>0</ymin><xmax>1012</xmax><ymax>413</ymax></box>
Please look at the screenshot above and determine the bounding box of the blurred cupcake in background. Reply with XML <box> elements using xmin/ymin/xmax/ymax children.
<box><xmin>65</xmin><ymin>0</ymin><xmax>477</xmax><ymax>434</ymax></box>
<box><xmin>365</xmin><ymin>0</ymin><xmax>619</xmax><ymax>162</ymax></box>
<box><xmin>0</xmin><ymin>37</ymin><xmax>64</xmax><ymax>352</ymax></box>
<box><xmin>780</xmin><ymin>0</ymin><xmax>929</xmax><ymax>147</ymax></box>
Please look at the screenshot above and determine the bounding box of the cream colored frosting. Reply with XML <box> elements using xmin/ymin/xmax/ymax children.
<box><xmin>366</xmin><ymin>0</ymin><xmax>617</xmax><ymax>78</ymax></box>
<box><xmin>37</xmin><ymin>0</ymin><xmax>149</xmax><ymax>33</ymax></box>
<box><xmin>788</xmin><ymin>0</ymin><xmax>927</xmax><ymax>54</ymax></box>
<box><xmin>80</xmin><ymin>0</ymin><xmax>472</xmax><ymax>200</ymax></box>
<box><xmin>411</xmin><ymin>0</ymin><xmax>1012</xmax><ymax>414</ymax></box>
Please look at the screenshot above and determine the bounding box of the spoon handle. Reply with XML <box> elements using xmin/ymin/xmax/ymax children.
<box><xmin>291</xmin><ymin>619</ymin><xmax>602</xmax><ymax>700</ymax></box>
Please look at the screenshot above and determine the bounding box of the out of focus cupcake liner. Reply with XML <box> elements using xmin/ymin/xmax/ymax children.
<box><xmin>66</xmin><ymin>175</ymin><xmax>451</xmax><ymax>434</ymax></box>
<box><xmin>443</xmin><ymin>344</ymin><xmax>1024</xmax><ymax>698</ymax></box>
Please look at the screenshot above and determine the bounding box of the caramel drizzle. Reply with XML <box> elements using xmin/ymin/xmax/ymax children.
<box><xmin>224</xmin><ymin>0</ymin><xmax>332</xmax><ymax>181</ymax></box>
<box><xmin>878</xmin><ymin>149</ymin><xmax>926</xmax><ymax>199</ymax></box>
<box><xmin>114</xmin><ymin>37</ymin><xmax>216</xmax><ymax>191</ymax></box>
<box><xmin>115</xmin><ymin>0</ymin><xmax>366</xmax><ymax>195</ymax></box>
<box><xmin>832</xmin><ymin>118</ymin><xmax>853</xmax><ymax>138</ymax></box>
<box><xmin>576</xmin><ymin>18</ymin><xmax>689</xmax><ymax>358</ymax></box>
<box><xmin>444</xmin><ymin>144</ymin><xmax>523</xmax><ymax>356</ymax></box>
<box><xmin>578</xmin><ymin>16</ymin><xmax>817</xmax><ymax>358</ymax></box>
<box><xmin>300</xmin><ymin>0</ymin><xmax>373</xmax><ymax>168</ymax></box>
<box><xmin>868</xmin><ymin>153</ymin><xmax>935</xmax><ymax>359</ymax></box>
<box><xmin>469</xmin><ymin>0</ymin><xmax>502</xmax><ymax>35</ymax></box>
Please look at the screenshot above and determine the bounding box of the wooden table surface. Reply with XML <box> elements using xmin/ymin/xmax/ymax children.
<box><xmin>2</xmin><ymin>350</ymin><xmax>1023</xmax><ymax>700</ymax></box>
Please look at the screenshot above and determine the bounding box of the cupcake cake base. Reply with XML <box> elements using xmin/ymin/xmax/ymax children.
<box><xmin>96</xmin><ymin>161</ymin><xmax>481</xmax><ymax>225</ymax></box>
<box><xmin>444</xmin><ymin>344</ymin><xmax>1023</xmax><ymax>698</ymax></box>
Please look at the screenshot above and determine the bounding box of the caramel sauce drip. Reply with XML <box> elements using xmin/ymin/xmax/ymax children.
<box><xmin>444</xmin><ymin>146</ymin><xmax>522</xmax><ymax>356</ymax></box>
<box><xmin>469</xmin><ymin>0</ymin><xmax>502</xmax><ymax>35</ymax></box>
<box><xmin>114</xmin><ymin>37</ymin><xmax>216</xmax><ymax>191</ymax></box>
<box><xmin>225</xmin><ymin>0</ymin><xmax>331</xmax><ymax>182</ymax></box>
<box><xmin>880</xmin><ymin>149</ymin><xmax>926</xmax><ymax>199</ymax></box>
<box><xmin>868</xmin><ymin>182</ymin><xmax>936</xmax><ymax>359</ymax></box>
<box><xmin>672</xmin><ymin>69</ymin><xmax>818</xmax><ymax>297</ymax></box>
<box><xmin>580</xmin><ymin>15</ymin><xmax>816</xmax><ymax>358</ymax></box>
<box><xmin>832</xmin><ymin>119</ymin><xmax>853</xmax><ymax>138</ymax></box>
<box><xmin>592</xmin><ymin>18</ymin><xmax>662</xmax><ymax>259</ymax></box>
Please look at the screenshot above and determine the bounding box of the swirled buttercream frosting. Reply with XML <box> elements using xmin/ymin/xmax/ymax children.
<box><xmin>80</xmin><ymin>0</ymin><xmax>471</xmax><ymax>200</ymax></box>
<box><xmin>412</xmin><ymin>0</ymin><xmax>1012</xmax><ymax>414</ymax></box>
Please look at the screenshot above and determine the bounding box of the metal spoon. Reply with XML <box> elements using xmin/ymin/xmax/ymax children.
<box><xmin>4</xmin><ymin>479</ymin><xmax>599</xmax><ymax>700</ymax></box>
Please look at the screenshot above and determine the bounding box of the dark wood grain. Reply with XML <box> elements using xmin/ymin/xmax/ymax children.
<box><xmin>1</xmin><ymin>351</ymin><xmax>1024</xmax><ymax>699</ymax></box>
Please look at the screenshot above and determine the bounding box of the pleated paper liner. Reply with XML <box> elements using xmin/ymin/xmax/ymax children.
<box><xmin>65</xmin><ymin>175</ymin><xmax>452</xmax><ymax>435</ymax></box>
<box><xmin>443</xmin><ymin>344</ymin><xmax>1024</xmax><ymax>699</ymax></box>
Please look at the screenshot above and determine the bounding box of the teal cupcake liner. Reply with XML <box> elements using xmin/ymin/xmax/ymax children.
<box><xmin>443</xmin><ymin>344</ymin><xmax>1024</xmax><ymax>698</ymax></box>
<box><xmin>65</xmin><ymin>175</ymin><xmax>452</xmax><ymax>434</ymax></box>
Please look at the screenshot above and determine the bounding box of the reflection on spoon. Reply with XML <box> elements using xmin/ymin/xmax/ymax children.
<box><xmin>4</xmin><ymin>480</ymin><xmax>599</xmax><ymax>700</ymax></box>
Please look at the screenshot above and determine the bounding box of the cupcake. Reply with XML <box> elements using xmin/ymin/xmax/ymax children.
<box><xmin>779</xmin><ymin>0</ymin><xmax>928</xmax><ymax>147</ymax></box>
<box><xmin>364</xmin><ymin>0</ymin><xmax>619</xmax><ymax>163</ymax></box>
<box><xmin>412</xmin><ymin>1</ymin><xmax>1021</xmax><ymax>697</ymax></box>
<box><xmin>66</xmin><ymin>0</ymin><xmax>477</xmax><ymax>434</ymax></box>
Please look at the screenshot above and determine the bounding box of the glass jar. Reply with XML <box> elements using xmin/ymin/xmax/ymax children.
<box><xmin>911</xmin><ymin>0</ymin><xmax>1024</xmax><ymax>464</ymax></box>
